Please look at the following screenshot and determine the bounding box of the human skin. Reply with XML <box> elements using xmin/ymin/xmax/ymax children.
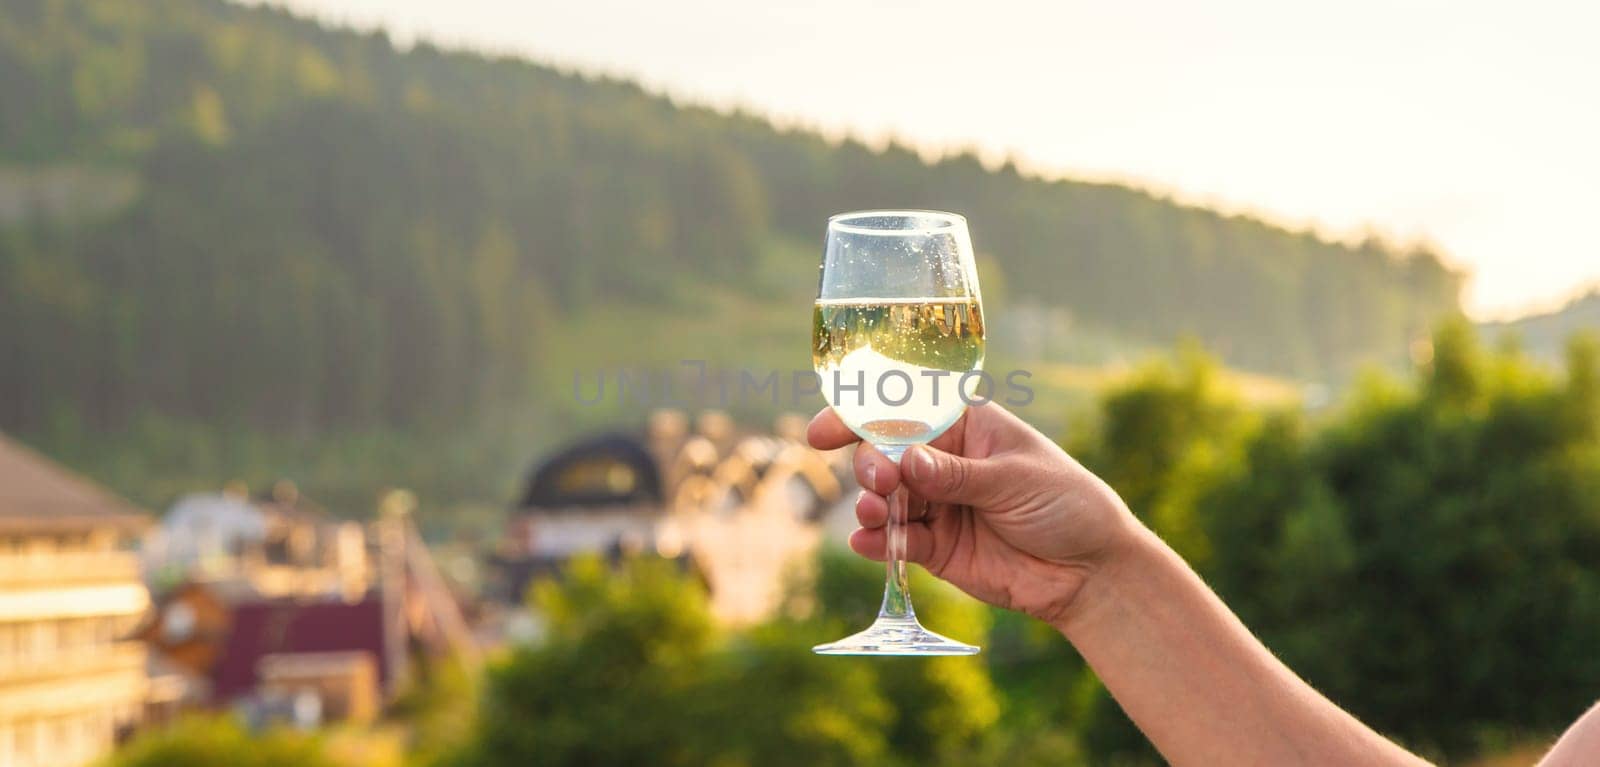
<box><xmin>1539</xmin><ymin>702</ymin><xmax>1600</xmax><ymax>766</ymax></box>
<box><xmin>808</xmin><ymin>402</ymin><xmax>1595</xmax><ymax>766</ymax></box>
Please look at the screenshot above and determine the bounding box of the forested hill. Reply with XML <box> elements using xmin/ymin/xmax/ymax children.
<box><xmin>1481</xmin><ymin>290</ymin><xmax>1600</xmax><ymax>363</ymax></box>
<box><xmin>0</xmin><ymin>0</ymin><xmax>1461</xmax><ymax>438</ymax></box>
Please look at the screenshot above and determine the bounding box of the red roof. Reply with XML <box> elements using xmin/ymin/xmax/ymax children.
<box><xmin>0</xmin><ymin>431</ymin><xmax>147</xmax><ymax>531</ymax></box>
<box><xmin>211</xmin><ymin>596</ymin><xmax>389</xmax><ymax>701</ymax></box>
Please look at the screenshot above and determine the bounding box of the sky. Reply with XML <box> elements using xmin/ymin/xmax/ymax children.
<box><xmin>266</xmin><ymin>0</ymin><xmax>1600</xmax><ymax>320</ymax></box>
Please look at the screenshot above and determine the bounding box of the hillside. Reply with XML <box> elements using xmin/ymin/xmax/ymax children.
<box><xmin>1480</xmin><ymin>289</ymin><xmax>1600</xmax><ymax>362</ymax></box>
<box><xmin>0</xmin><ymin>0</ymin><xmax>1460</xmax><ymax>506</ymax></box>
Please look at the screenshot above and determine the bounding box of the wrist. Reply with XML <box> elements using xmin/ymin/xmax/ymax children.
<box><xmin>1049</xmin><ymin>518</ymin><xmax>1165</xmax><ymax>638</ymax></box>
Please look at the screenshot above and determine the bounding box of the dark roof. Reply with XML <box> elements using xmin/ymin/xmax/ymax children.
<box><xmin>210</xmin><ymin>597</ymin><xmax>389</xmax><ymax>701</ymax></box>
<box><xmin>518</xmin><ymin>433</ymin><xmax>662</xmax><ymax>510</ymax></box>
<box><xmin>0</xmin><ymin>432</ymin><xmax>147</xmax><ymax>532</ymax></box>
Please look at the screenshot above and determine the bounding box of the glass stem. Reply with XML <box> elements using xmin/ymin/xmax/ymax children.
<box><xmin>879</xmin><ymin>482</ymin><xmax>915</xmax><ymax>621</ymax></box>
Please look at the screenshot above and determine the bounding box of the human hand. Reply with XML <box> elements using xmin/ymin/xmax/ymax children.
<box><xmin>807</xmin><ymin>403</ymin><xmax>1142</xmax><ymax>625</ymax></box>
<box><xmin>814</xmin><ymin>406</ymin><xmax>1435</xmax><ymax>767</ymax></box>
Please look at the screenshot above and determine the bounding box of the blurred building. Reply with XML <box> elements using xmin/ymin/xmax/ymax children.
<box><xmin>141</xmin><ymin>481</ymin><xmax>369</xmax><ymax>601</ymax></box>
<box><xmin>138</xmin><ymin>487</ymin><xmax>475</xmax><ymax>728</ymax></box>
<box><xmin>491</xmin><ymin>411</ymin><xmax>849</xmax><ymax>625</ymax></box>
<box><xmin>0</xmin><ymin>433</ymin><xmax>150</xmax><ymax>767</ymax></box>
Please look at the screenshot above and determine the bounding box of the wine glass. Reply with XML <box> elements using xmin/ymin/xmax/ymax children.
<box><xmin>811</xmin><ymin>210</ymin><xmax>985</xmax><ymax>655</ymax></box>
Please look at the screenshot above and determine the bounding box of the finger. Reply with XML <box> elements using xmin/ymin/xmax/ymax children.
<box><xmin>806</xmin><ymin>408</ymin><xmax>859</xmax><ymax>451</ymax></box>
<box><xmin>847</xmin><ymin>524</ymin><xmax>937</xmax><ymax>565</ymax></box>
<box><xmin>855</xmin><ymin>490</ymin><xmax>888</xmax><ymax>529</ymax></box>
<box><xmin>902</xmin><ymin>443</ymin><xmax>1015</xmax><ymax>508</ymax></box>
<box><xmin>856</xmin><ymin>489</ymin><xmax>936</xmax><ymax>528</ymax></box>
<box><xmin>853</xmin><ymin>443</ymin><xmax>901</xmax><ymax>496</ymax></box>
<box><xmin>949</xmin><ymin>401</ymin><xmax>1044</xmax><ymax>454</ymax></box>
<box><xmin>927</xmin><ymin>407</ymin><xmax>969</xmax><ymax>455</ymax></box>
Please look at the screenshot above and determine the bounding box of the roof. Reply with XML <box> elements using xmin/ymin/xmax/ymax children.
<box><xmin>0</xmin><ymin>431</ymin><xmax>148</xmax><ymax>532</ymax></box>
<box><xmin>210</xmin><ymin>596</ymin><xmax>389</xmax><ymax>701</ymax></box>
<box><xmin>518</xmin><ymin>433</ymin><xmax>663</xmax><ymax>510</ymax></box>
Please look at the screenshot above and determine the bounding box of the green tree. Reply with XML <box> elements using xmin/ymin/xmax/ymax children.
<box><xmin>1076</xmin><ymin>346</ymin><xmax>1257</xmax><ymax>565</ymax></box>
<box><xmin>1236</xmin><ymin>322</ymin><xmax>1600</xmax><ymax>755</ymax></box>
<box><xmin>0</xmin><ymin>0</ymin><xmax>1460</xmax><ymax>445</ymax></box>
<box><xmin>458</xmin><ymin>554</ymin><xmax>903</xmax><ymax>767</ymax></box>
<box><xmin>803</xmin><ymin>548</ymin><xmax>1002</xmax><ymax>765</ymax></box>
<box><xmin>100</xmin><ymin>716</ymin><xmax>341</xmax><ymax>767</ymax></box>
<box><xmin>1078</xmin><ymin>327</ymin><xmax>1600</xmax><ymax>758</ymax></box>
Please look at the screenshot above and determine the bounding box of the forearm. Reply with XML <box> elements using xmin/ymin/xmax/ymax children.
<box><xmin>1054</xmin><ymin>527</ymin><xmax>1429</xmax><ymax>767</ymax></box>
<box><xmin>1540</xmin><ymin>700</ymin><xmax>1600</xmax><ymax>766</ymax></box>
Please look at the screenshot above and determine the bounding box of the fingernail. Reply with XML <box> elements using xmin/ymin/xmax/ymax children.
<box><xmin>907</xmin><ymin>446</ymin><xmax>934</xmax><ymax>481</ymax></box>
<box><xmin>865</xmin><ymin>461</ymin><xmax>877</xmax><ymax>491</ymax></box>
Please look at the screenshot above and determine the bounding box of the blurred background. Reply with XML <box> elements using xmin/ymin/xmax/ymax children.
<box><xmin>1</xmin><ymin>1</ymin><xmax>1598</xmax><ymax>765</ymax></box>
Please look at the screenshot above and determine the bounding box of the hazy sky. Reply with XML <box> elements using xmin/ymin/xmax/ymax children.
<box><xmin>267</xmin><ymin>0</ymin><xmax>1599</xmax><ymax>319</ymax></box>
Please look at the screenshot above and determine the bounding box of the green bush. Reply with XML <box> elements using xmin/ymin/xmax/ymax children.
<box><xmin>451</xmin><ymin>552</ymin><xmax>1024</xmax><ymax>767</ymax></box>
<box><xmin>101</xmin><ymin>716</ymin><xmax>340</xmax><ymax>767</ymax></box>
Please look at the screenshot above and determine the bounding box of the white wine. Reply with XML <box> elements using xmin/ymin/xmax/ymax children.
<box><xmin>813</xmin><ymin>297</ymin><xmax>986</xmax><ymax>451</ymax></box>
<box><xmin>809</xmin><ymin>211</ymin><xmax>985</xmax><ymax>655</ymax></box>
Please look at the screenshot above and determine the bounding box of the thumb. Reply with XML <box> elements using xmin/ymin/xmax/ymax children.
<box><xmin>902</xmin><ymin>444</ymin><xmax>1007</xmax><ymax>508</ymax></box>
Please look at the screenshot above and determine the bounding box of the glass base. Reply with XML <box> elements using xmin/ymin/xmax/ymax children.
<box><xmin>813</xmin><ymin>616</ymin><xmax>980</xmax><ymax>656</ymax></box>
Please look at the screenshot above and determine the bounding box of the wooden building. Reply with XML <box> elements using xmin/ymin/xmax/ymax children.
<box><xmin>0</xmin><ymin>433</ymin><xmax>150</xmax><ymax>767</ymax></box>
<box><xmin>138</xmin><ymin>491</ymin><xmax>477</xmax><ymax>727</ymax></box>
